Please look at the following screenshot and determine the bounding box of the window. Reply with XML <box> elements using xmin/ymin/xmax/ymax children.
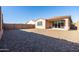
<box><xmin>37</xmin><ymin>21</ymin><xmax>43</xmax><ymax>26</ymax></box>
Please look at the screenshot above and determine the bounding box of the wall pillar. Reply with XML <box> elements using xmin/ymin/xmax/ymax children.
<box><xmin>77</xmin><ymin>21</ymin><xmax>79</xmax><ymax>31</ymax></box>
<box><xmin>64</xmin><ymin>19</ymin><xmax>70</xmax><ymax>30</ymax></box>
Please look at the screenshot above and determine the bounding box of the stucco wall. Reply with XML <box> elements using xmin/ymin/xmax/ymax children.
<box><xmin>64</xmin><ymin>18</ymin><xmax>70</xmax><ymax>30</ymax></box>
<box><xmin>35</xmin><ymin>19</ymin><xmax>46</xmax><ymax>29</ymax></box>
<box><xmin>77</xmin><ymin>21</ymin><xmax>79</xmax><ymax>31</ymax></box>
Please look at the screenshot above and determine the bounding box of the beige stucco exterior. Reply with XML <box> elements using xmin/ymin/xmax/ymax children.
<box><xmin>64</xmin><ymin>18</ymin><xmax>70</xmax><ymax>30</ymax></box>
<box><xmin>77</xmin><ymin>21</ymin><xmax>79</xmax><ymax>31</ymax></box>
<box><xmin>35</xmin><ymin>18</ymin><xmax>46</xmax><ymax>29</ymax></box>
<box><xmin>35</xmin><ymin>16</ymin><xmax>72</xmax><ymax>30</ymax></box>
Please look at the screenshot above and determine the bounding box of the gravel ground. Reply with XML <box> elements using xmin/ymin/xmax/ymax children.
<box><xmin>0</xmin><ymin>29</ymin><xmax>79</xmax><ymax>52</ymax></box>
<box><xmin>22</xmin><ymin>29</ymin><xmax>79</xmax><ymax>43</ymax></box>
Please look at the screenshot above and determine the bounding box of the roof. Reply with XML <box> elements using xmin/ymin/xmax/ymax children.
<box><xmin>26</xmin><ymin>16</ymin><xmax>72</xmax><ymax>23</ymax></box>
<box><xmin>46</xmin><ymin>16</ymin><xmax>72</xmax><ymax>21</ymax></box>
<box><xmin>26</xmin><ymin>20</ymin><xmax>36</xmax><ymax>23</ymax></box>
<box><xmin>35</xmin><ymin>18</ymin><xmax>45</xmax><ymax>21</ymax></box>
<box><xmin>31</xmin><ymin>19</ymin><xmax>38</xmax><ymax>22</ymax></box>
<box><xmin>27</xmin><ymin>18</ymin><xmax>45</xmax><ymax>23</ymax></box>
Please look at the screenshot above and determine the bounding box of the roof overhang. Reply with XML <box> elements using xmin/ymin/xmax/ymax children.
<box><xmin>46</xmin><ymin>16</ymin><xmax>72</xmax><ymax>22</ymax></box>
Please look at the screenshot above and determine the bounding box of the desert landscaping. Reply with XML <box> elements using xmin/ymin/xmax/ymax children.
<box><xmin>0</xmin><ymin>29</ymin><xmax>79</xmax><ymax>52</ymax></box>
<box><xmin>22</xmin><ymin>29</ymin><xmax>79</xmax><ymax>43</ymax></box>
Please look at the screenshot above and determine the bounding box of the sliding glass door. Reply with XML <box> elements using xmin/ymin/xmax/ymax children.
<box><xmin>53</xmin><ymin>20</ymin><xmax>65</xmax><ymax>28</ymax></box>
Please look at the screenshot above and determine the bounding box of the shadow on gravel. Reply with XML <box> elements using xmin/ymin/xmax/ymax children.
<box><xmin>0</xmin><ymin>29</ymin><xmax>79</xmax><ymax>52</ymax></box>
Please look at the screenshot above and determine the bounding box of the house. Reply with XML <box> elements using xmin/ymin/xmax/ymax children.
<box><xmin>26</xmin><ymin>20</ymin><xmax>36</xmax><ymax>25</ymax></box>
<box><xmin>35</xmin><ymin>18</ymin><xmax>46</xmax><ymax>29</ymax></box>
<box><xmin>35</xmin><ymin>16</ymin><xmax>72</xmax><ymax>30</ymax></box>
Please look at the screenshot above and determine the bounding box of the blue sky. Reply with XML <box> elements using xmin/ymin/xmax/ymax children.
<box><xmin>2</xmin><ymin>6</ymin><xmax>79</xmax><ymax>24</ymax></box>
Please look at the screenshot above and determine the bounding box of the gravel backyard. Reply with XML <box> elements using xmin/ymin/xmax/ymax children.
<box><xmin>0</xmin><ymin>29</ymin><xmax>79</xmax><ymax>52</ymax></box>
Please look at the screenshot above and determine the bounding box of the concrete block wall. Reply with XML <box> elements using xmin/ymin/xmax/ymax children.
<box><xmin>0</xmin><ymin>7</ymin><xmax>3</xmax><ymax>40</ymax></box>
<box><xmin>3</xmin><ymin>24</ymin><xmax>35</xmax><ymax>30</ymax></box>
